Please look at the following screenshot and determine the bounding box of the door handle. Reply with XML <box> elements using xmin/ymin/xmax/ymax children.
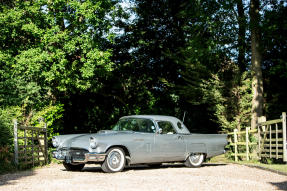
<box><xmin>177</xmin><ymin>135</ymin><xmax>183</xmax><ymax>140</ymax></box>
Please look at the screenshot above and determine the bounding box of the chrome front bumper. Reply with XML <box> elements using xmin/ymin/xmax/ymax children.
<box><xmin>53</xmin><ymin>150</ymin><xmax>106</xmax><ymax>163</ymax></box>
<box><xmin>73</xmin><ymin>153</ymin><xmax>106</xmax><ymax>162</ymax></box>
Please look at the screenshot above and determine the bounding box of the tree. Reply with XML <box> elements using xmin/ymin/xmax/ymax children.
<box><xmin>237</xmin><ymin>0</ymin><xmax>247</xmax><ymax>73</ymax></box>
<box><xmin>250</xmin><ymin>0</ymin><xmax>264</xmax><ymax>129</ymax></box>
<box><xmin>261</xmin><ymin>2</ymin><xmax>287</xmax><ymax>118</ymax></box>
<box><xmin>0</xmin><ymin>0</ymin><xmax>116</xmax><ymax>133</ymax></box>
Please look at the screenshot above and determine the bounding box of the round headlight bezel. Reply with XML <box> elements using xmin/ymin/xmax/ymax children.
<box><xmin>52</xmin><ymin>136</ymin><xmax>59</xmax><ymax>147</ymax></box>
<box><xmin>90</xmin><ymin>137</ymin><xmax>97</xmax><ymax>149</ymax></box>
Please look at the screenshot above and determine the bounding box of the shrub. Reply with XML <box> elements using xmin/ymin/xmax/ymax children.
<box><xmin>0</xmin><ymin>146</ymin><xmax>16</xmax><ymax>174</ymax></box>
<box><xmin>0</xmin><ymin>106</ymin><xmax>22</xmax><ymax>147</ymax></box>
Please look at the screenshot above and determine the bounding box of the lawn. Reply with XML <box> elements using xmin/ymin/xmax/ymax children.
<box><xmin>208</xmin><ymin>154</ymin><xmax>287</xmax><ymax>175</ymax></box>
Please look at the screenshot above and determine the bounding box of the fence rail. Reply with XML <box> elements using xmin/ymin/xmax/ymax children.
<box><xmin>228</xmin><ymin>127</ymin><xmax>256</xmax><ymax>161</ymax></box>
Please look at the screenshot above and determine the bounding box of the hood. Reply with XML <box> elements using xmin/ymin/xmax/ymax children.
<box><xmin>57</xmin><ymin>130</ymin><xmax>135</xmax><ymax>149</ymax></box>
<box><xmin>59</xmin><ymin>134</ymin><xmax>93</xmax><ymax>149</ymax></box>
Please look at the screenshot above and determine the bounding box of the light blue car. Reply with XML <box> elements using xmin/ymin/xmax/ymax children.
<box><xmin>52</xmin><ymin>115</ymin><xmax>227</xmax><ymax>173</ymax></box>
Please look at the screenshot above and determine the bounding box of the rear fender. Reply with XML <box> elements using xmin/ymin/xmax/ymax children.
<box><xmin>185</xmin><ymin>143</ymin><xmax>207</xmax><ymax>159</ymax></box>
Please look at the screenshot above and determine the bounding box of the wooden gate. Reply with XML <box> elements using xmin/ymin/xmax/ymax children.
<box><xmin>258</xmin><ymin>112</ymin><xmax>287</xmax><ymax>161</ymax></box>
<box><xmin>13</xmin><ymin>119</ymin><xmax>48</xmax><ymax>167</ymax></box>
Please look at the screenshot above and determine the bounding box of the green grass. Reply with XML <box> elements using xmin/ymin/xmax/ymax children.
<box><xmin>207</xmin><ymin>154</ymin><xmax>233</xmax><ymax>163</ymax></box>
<box><xmin>207</xmin><ymin>154</ymin><xmax>287</xmax><ymax>175</ymax></box>
<box><xmin>237</xmin><ymin>161</ymin><xmax>287</xmax><ymax>174</ymax></box>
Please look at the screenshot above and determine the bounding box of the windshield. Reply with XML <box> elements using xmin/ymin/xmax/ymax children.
<box><xmin>112</xmin><ymin>118</ymin><xmax>156</xmax><ymax>133</ymax></box>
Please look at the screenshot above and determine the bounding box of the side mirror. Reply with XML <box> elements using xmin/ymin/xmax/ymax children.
<box><xmin>157</xmin><ymin>128</ymin><xmax>163</xmax><ymax>134</ymax></box>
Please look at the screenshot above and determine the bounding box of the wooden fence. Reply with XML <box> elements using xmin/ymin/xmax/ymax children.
<box><xmin>13</xmin><ymin>119</ymin><xmax>48</xmax><ymax>167</ymax></box>
<box><xmin>228</xmin><ymin>112</ymin><xmax>286</xmax><ymax>162</ymax></box>
<box><xmin>228</xmin><ymin>127</ymin><xmax>258</xmax><ymax>161</ymax></box>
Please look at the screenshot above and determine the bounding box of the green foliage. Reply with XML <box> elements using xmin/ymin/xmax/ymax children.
<box><xmin>0</xmin><ymin>103</ymin><xmax>64</xmax><ymax>147</ymax></box>
<box><xmin>262</xmin><ymin>3</ymin><xmax>287</xmax><ymax>119</ymax></box>
<box><xmin>0</xmin><ymin>0</ymin><xmax>116</xmax><ymax>108</ymax></box>
<box><xmin>204</xmin><ymin>71</ymin><xmax>252</xmax><ymax>132</ymax></box>
<box><xmin>0</xmin><ymin>146</ymin><xmax>16</xmax><ymax>174</ymax></box>
<box><xmin>0</xmin><ymin>0</ymin><xmax>286</xmax><ymax>144</ymax></box>
<box><xmin>180</xmin><ymin>60</ymin><xmax>252</xmax><ymax>133</ymax></box>
<box><xmin>31</xmin><ymin>104</ymin><xmax>64</xmax><ymax>140</ymax></box>
<box><xmin>0</xmin><ymin>0</ymin><xmax>117</xmax><ymax>136</ymax></box>
<box><xmin>212</xmin><ymin>71</ymin><xmax>252</xmax><ymax>132</ymax></box>
<box><xmin>0</xmin><ymin>106</ymin><xmax>22</xmax><ymax>146</ymax></box>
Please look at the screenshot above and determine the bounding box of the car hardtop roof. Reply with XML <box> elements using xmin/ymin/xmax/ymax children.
<box><xmin>120</xmin><ymin>115</ymin><xmax>181</xmax><ymax>122</ymax></box>
<box><xmin>120</xmin><ymin>115</ymin><xmax>191</xmax><ymax>134</ymax></box>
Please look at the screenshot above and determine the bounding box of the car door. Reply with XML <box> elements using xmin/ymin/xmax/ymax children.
<box><xmin>122</xmin><ymin>118</ymin><xmax>159</xmax><ymax>164</ymax></box>
<box><xmin>154</xmin><ymin>121</ymin><xmax>186</xmax><ymax>162</ymax></box>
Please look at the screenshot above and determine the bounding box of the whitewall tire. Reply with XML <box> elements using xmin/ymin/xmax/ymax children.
<box><xmin>101</xmin><ymin>147</ymin><xmax>126</xmax><ymax>173</ymax></box>
<box><xmin>184</xmin><ymin>153</ymin><xmax>204</xmax><ymax>168</ymax></box>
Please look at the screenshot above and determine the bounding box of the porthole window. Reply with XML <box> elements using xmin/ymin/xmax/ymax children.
<box><xmin>177</xmin><ymin>122</ymin><xmax>183</xmax><ymax>129</ymax></box>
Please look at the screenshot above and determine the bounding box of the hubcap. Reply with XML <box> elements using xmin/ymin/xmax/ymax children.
<box><xmin>189</xmin><ymin>154</ymin><xmax>202</xmax><ymax>164</ymax></box>
<box><xmin>108</xmin><ymin>151</ymin><xmax>122</xmax><ymax>170</ymax></box>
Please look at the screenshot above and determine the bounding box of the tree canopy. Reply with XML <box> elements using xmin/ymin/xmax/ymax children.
<box><xmin>1</xmin><ymin>0</ymin><xmax>287</xmax><ymax>145</ymax></box>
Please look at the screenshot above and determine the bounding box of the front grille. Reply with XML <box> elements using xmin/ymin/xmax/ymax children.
<box><xmin>69</xmin><ymin>149</ymin><xmax>88</xmax><ymax>161</ymax></box>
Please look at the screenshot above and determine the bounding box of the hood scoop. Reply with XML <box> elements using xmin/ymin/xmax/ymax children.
<box><xmin>97</xmin><ymin>130</ymin><xmax>118</xmax><ymax>134</ymax></box>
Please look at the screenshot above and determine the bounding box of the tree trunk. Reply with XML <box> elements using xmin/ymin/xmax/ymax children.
<box><xmin>237</xmin><ymin>0</ymin><xmax>246</xmax><ymax>73</ymax></box>
<box><xmin>250</xmin><ymin>0</ymin><xmax>263</xmax><ymax>129</ymax></box>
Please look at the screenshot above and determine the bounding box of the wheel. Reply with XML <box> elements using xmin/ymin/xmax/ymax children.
<box><xmin>148</xmin><ymin>163</ymin><xmax>162</xmax><ymax>168</ymax></box>
<box><xmin>184</xmin><ymin>153</ymin><xmax>204</xmax><ymax>168</ymax></box>
<box><xmin>63</xmin><ymin>162</ymin><xmax>85</xmax><ymax>171</ymax></box>
<box><xmin>101</xmin><ymin>147</ymin><xmax>126</xmax><ymax>173</ymax></box>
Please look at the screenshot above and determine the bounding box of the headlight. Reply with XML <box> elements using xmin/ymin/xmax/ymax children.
<box><xmin>52</xmin><ymin>136</ymin><xmax>59</xmax><ymax>147</ymax></box>
<box><xmin>90</xmin><ymin>137</ymin><xmax>97</xmax><ymax>149</ymax></box>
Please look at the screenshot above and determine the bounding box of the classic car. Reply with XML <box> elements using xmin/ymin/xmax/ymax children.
<box><xmin>52</xmin><ymin>115</ymin><xmax>227</xmax><ymax>173</ymax></box>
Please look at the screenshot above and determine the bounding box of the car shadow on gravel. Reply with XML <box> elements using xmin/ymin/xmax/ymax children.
<box><xmin>202</xmin><ymin>163</ymin><xmax>227</xmax><ymax>167</ymax></box>
<box><xmin>0</xmin><ymin>170</ymin><xmax>35</xmax><ymax>186</ymax></box>
<box><xmin>79</xmin><ymin>163</ymin><xmax>226</xmax><ymax>173</ymax></box>
<box><xmin>125</xmin><ymin>163</ymin><xmax>226</xmax><ymax>172</ymax></box>
<box><xmin>269</xmin><ymin>181</ymin><xmax>287</xmax><ymax>190</ymax></box>
<box><xmin>79</xmin><ymin>166</ymin><xmax>103</xmax><ymax>173</ymax></box>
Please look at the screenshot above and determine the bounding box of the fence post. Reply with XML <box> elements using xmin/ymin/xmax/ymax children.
<box><xmin>13</xmin><ymin>119</ymin><xmax>19</xmax><ymax>166</ymax></box>
<box><xmin>275</xmin><ymin>123</ymin><xmax>278</xmax><ymax>159</ymax></box>
<box><xmin>44</xmin><ymin>122</ymin><xmax>48</xmax><ymax>164</ymax></box>
<box><xmin>282</xmin><ymin>112</ymin><xmax>287</xmax><ymax>162</ymax></box>
<box><xmin>258</xmin><ymin>116</ymin><xmax>266</xmax><ymax>131</ymax></box>
<box><xmin>269</xmin><ymin>125</ymin><xmax>272</xmax><ymax>158</ymax></box>
<box><xmin>246</xmin><ymin>127</ymin><xmax>250</xmax><ymax>161</ymax></box>
<box><xmin>234</xmin><ymin>129</ymin><xmax>238</xmax><ymax>162</ymax></box>
<box><xmin>258</xmin><ymin>126</ymin><xmax>261</xmax><ymax>159</ymax></box>
<box><xmin>258</xmin><ymin>116</ymin><xmax>266</xmax><ymax>159</ymax></box>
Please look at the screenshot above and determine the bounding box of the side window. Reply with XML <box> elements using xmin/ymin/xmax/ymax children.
<box><xmin>157</xmin><ymin>121</ymin><xmax>176</xmax><ymax>134</ymax></box>
<box><xmin>138</xmin><ymin>119</ymin><xmax>156</xmax><ymax>133</ymax></box>
<box><xmin>113</xmin><ymin>118</ymin><xmax>156</xmax><ymax>133</ymax></box>
<box><xmin>118</xmin><ymin>120</ymin><xmax>129</xmax><ymax>130</ymax></box>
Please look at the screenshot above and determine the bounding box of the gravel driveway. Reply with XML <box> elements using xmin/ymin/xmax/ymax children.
<box><xmin>0</xmin><ymin>163</ymin><xmax>286</xmax><ymax>191</ymax></box>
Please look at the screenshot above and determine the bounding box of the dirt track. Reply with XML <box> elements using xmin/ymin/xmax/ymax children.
<box><xmin>0</xmin><ymin>163</ymin><xmax>286</xmax><ymax>191</ymax></box>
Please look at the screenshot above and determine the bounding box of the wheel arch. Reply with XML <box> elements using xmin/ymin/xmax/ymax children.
<box><xmin>105</xmin><ymin>145</ymin><xmax>131</xmax><ymax>165</ymax></box>
<box><xmin>105</xmin><ymin>145</ymin><xmax>131</xmax><ymax>157</ymax></box>
<box><xmin>185</xmin><ymin>143</ymin><xmax>207</xmax><ymax>160</ymax></box>
<box><xmin>185</xmin><ymin>152</ymin><xmax>207</xmax><ymax>161</ymax></box>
